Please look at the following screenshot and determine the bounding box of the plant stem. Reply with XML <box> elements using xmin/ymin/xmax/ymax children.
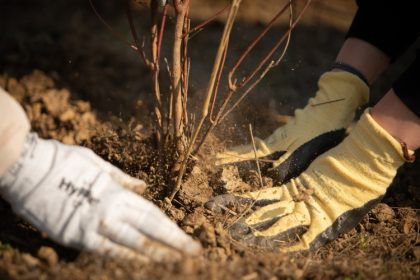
<box><xmin>171</xmin><ymin>0</ymin><xmax>190</xmax><ymax>176</ymax></box>
<box><xmin>124</xmin><ymin>0</ymin><xmax>151</xmax><ymax>67</ymax></box>
<box><xmin>151</xmin><ymin>0</ymin><xmax>164</xmax><ymax>145</ymax></box>
<box><xmin>169</xmin><ymin>0</ymin><xmax>243</xmax><ymax>201</ymax></box>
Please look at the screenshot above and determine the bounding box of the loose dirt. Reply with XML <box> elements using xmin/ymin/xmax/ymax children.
<box><xmin>1</xmin><ymin>1</ymin><xmax>419</xmax><ymax>279</ymax></box>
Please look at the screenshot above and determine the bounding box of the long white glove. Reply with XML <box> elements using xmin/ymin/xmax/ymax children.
<box><xmin>0</xmin><ymin>133</ymin><xmax>201</xmax><ymax>261</ymax></box>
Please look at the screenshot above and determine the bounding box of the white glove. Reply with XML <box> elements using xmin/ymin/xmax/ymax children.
<box><xmin>0</xmin><ymin>133</ymin><xmax>201</xmax><ymax>261</ymax></box>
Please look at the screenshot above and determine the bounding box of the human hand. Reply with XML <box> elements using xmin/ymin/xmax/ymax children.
<box><xmin>215</xmin><ymin>71</ymin><xmax>369</xmax><ymax>185</ymax></box>
<box><xmin>0</xmin><ymin>133</ymin><xmax>201</xmax><ymax>261</ymax></box>
<box><xmin>208</xmin><ymin>111</ymin><xmax>410</xmax><ymax>252</ymax></box>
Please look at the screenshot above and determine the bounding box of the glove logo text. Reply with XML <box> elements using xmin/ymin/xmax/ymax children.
<box><xmin>58</xmin><ymin>178</ymin><xmax>100</xmax><ymax>205</ymax></box>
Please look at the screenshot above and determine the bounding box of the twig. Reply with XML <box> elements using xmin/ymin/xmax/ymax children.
<box><xmin>124</xmin><ymin>0</ymin><xmax>152</xmax><ymax>67</ymax></box>
<box><xmin>193</xmin><ymin>1</ymin><xmax>298</xmax><ymax>152</ymax></box>
<box><xmin>230</xmin><ymin>0</ymin><xmax>311</xmax><ymax>91</ymax></box>
<box><xmin>185</xmin><ymin>3</ymin><xmax>232</xmax><ymax>38</ymax></box>
<box><xmin>151</xmin><ymin>0</ymin><xmax>164</xmax><ymax>145</ymax></box>
<box><xmin>225</xmin><ymin>124</ymin><xmax>264</xmax><ymax>230</ymax></box>
<box><xmin>89</xmin><ymin>0</ymin><xmax>138</xmax><ymax>51</ymax></box>
<box><xmin>249</xmin><ymin>124</ymin><xmax>264</xmax><ymax>189</ymax></box>
<box><xmin>311</xmin><ymin>98</ymin><xmax>346</xmax><ymax>107</ymax></box>
<box><xmin>182</xmin><ymin>15</ymin><xmax>191</xmax><ymax>126</ymax></box>
<box><xmin>228</xmin><ymin>1</ymin><xmax>291</xmax><ymax>90</ymax></box>
<box><xmin>215</xmin><ymin>203</ymin><xmax>238</xmax><ymax>216</ymax></box>
<box><xmin>210</xmin><ymin>41</ymin><xmax>229</xmax><ymax>124</ymax></box>
<box><xmin>218</xmin><ymin>2</ymin><xmax>295</xmax><ymax>120</ymax></box>
<box><xmin>157</xmin><ymin>3</ymin><xmax>169</xmax><ymax>63</ymax></box>
<box><xmin>164</xmin><ymin>57</ymin><xmax>173</xmax><ymax>140</ymax></box>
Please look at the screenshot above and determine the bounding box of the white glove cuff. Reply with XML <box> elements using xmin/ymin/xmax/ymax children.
<box><xmin>0</xmin><ymin>133</ymin><xmax>56</xmax><ymax>202</ymax></box>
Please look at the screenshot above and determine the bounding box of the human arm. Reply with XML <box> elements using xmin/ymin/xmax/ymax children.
<box><xmin>0</xmin><ymin>87</ymin><xmax>201</xmax><ymax>261</ymax></box>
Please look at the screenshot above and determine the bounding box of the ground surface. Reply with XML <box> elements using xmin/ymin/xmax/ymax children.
<box><xmin>0</xmin><ymin>1</ymin><xmax>419</xmax><ymax>279</ymax></box>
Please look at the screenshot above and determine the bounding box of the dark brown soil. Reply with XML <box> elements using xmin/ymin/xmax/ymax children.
<box><xmin>1</xmin><ymin>1</ymin><xmax>419</xmax><ymax>279</ymax></box>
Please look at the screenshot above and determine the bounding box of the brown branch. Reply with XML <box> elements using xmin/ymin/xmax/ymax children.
<box><xmin>171</xmin><ymin>0</ymin><xmax>190</xmax><ymax>177</ymax></box>
<box><xmin>164</xmin><ymin>57</ymin><xmax>173</xmax><ymax>140</ymax></box>
<box><xmin>182</xmin><ymin>16</ymin><xmax>191</xmax><ymax>127</ymax></box>
<box><xmin>228</xmin><ymin>1</ymin><xmax>290</xmax><ymax>89</ymax></box>
<box><xmin>150</xmin><ymin>0</ymin><xmax>164</xmax><ymax>144</ymax></box>
<box><xmin>220</xmin><ymin>62</ymin><xmax>275</xmax><ymax>122</ymax></box>
<box><xmin>124</xmin><ymin>0</ymin><xmax>152</xmax><ymax>67</ymax></box>
<box><xmin>89</xmin><ymin>0</ymin><xmax>139</xmax><ymax>51</ymax></box>
<box><xmin>209</xmin><ymin>41</ymin><xmax>229</xmax><ymax>124</ymax></box>
<box><xmin>219</xmin><ymin>0</ymin><xmax>299</xmax><ymax>122</ymax></box>
<box><xmin>194</xmin><ymin>0</ymin><xmax>304</xmax><ymax>154</ymax></box>
<box><xmin>225</xmin><ymin>125</ymin><xmax>264</xmax><ymax>230</ymax></box>
<box><xmin>229</xmin><ymin>0</ymin><xmax>311</xmax><ymax>90</ymax></box>
<box><xmin>185</xmin><ymin>3</ymin><xmax>232</xmax><ymax>39</ymax></box>
<box><xmin>157</xmin><ymin>4</ymin><xmax>169</xmax><ymax>63</ymax></box>
<box><xmin>249</xmin><ymin>124</ymin><xmax>264</xmax><ymax>189</ymax></box>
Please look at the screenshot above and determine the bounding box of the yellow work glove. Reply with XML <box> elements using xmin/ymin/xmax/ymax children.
<box><xmin>207</xmin><ymin>110</ymin><xmax>413</xmax><ymax>252</ymax></box>
<box><xmin>216</xmin><ymin>71</ymin><xmax>369</xmax><ymax>184</ymax></box>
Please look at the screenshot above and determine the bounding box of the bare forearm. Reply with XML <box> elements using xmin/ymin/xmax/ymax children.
<box><xmin>335</xmin><ymin>38</ymin><xmax>390</xmax><ymax>85</ymax></box>
<box><xmin>0</xmin><ymin>87</ymin><xmax>30</xmax><ymax>176</ymax></box>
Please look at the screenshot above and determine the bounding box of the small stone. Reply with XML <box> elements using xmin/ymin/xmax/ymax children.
<box><xmin>75</xmin><ymin>129</ymin><xmax>90</xmax><ymax>142</ymax></box>
<box><xmin>371</xmin><ymin>203</ymin><xmax>395</xmax><ymax>222</ymax></box>
<box><xmin>194</xmin><ymin>219</ymin><xmax>216</xmax><ymax>247</ymax></box>
<box><xmin>38</xmin><ymin>246</ymin><xmax>58</xmax><ymax>267</ymax></box>
<box><xmin>179</xmin><ymin>166</ymin><xmax>212</xmax><ymax>206</ymax></box>
<box><xmin>61</xmin><ymin>133</ymin><xmax>75</xmax><ymax>145</ymax></box>
<box><xmin>59</xmin><ymin>108</ymin><xmax>76</xmax><ymax>122</ymax></box>
<box><xmin>413</xmin><ymin>247</ymin><xmax>420</xmax><ymax>259</ymax></box>
<box><xmin>183</xmin><ymin>210</ymin><xmax>206</xmax><ymax>229</ymax></box>
<box><xmin>21</xmin><ymin>253</ymin><xmax>40</xmax><ymax>267</ymax></box>
<box><xmin>167</xmin><ymin>205</ymin><xmax>185</xmax><ymax>222</ymax></box>
<box><xmin>7</xmin><ymin>78</ymin><xmax>26</xmax><ymax>103</ymax></box>
<box><xmin>216</xmin><ymin>166</ymin><xmax>251</xmax><ymax>193</ymax></box>
<box><xmin>81</xmin><ymin>112</ymin><xmax>96</xmax><ymax>124</ymax></box>
<box><xmin>75</xmin><ymin>100</ymin><xmax>91</xmax><ymax>113</ymax></box>
<box><xmin>400</xmin><ymin>216</ymin><xmax>416</xmax><ymax>234</ymax></box>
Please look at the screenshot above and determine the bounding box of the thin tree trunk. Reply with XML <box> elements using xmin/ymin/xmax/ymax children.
<box><xmin>171</xmin><ymin>0</ymin><xmax>189</xmax><ymax>177</ymax></box>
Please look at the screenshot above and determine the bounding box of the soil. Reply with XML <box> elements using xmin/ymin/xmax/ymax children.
<box><xmin>0</xmin><ymin>0</ymin><xmax>419</xmax><ymax>279</ymax></box>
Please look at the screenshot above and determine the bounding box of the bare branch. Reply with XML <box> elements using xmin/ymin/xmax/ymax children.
<box><xmin>228</xmin><ymin>1</ymin><xmax>290</xmax><ymax>89</ymax></box>
<box><xmin>209</xmin><ymin>41</ymin><xmax>229</xmax><ymax>124</ymax></box>
<box><xmin>171</xmin><ymin>0</ymin><xmax>190</xmax><ymax>179</ymax></box>
<box><xmin>185</xmin><ymin>3</ymin><xmax>231</xmax><ymax>39</ymax></box>
<box><xmin>219</xmin><ymin>0</ymin><xmax>304</xmax><ymax>122</ymax></box>
<box><xmin>249</xmin><ymin>124</ymin><xmax>264</xmax><ymax>189</ymax></box>
<box><xmin>150</xmin><ymin>0</ymin><xmax>164</xmax><ymax>144</ymax></box>
<box><xmin>89</xmin><ymin>0</ymin><xmax>138</xmax><ymax>51</ymax></box>
<box><xmin>157</xmin><ymin>4</ymin><xmax>169</xmax><ymax>63</ymax></box>
<box><xmin>194</xmin><ymin>0</ymin><xmax>307</xmax><ymax>155</ymax></box>
<box><xmin>124</xmin><ymin>0</ymin><xmax>152</xmax><ymax>67</ymax></box>
<box><xmin>182</xmin><ymin>16</ymin><xmax>191</xmax><ymax>127</ymax></box>
<box><xmin>230</xmin><ymin>0</ymin><xmax>311</xmax><ymax>90</ymax></box>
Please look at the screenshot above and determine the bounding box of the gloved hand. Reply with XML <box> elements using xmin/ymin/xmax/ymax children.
<box><xmin>207</xmin><ymin>110</ymin><xmax>412</xmax><ymax>252</ymax></box>
<box><xmin>216</xmin><ymin>71</ymin><xmax>369</xmax><ymax>184</ymax></box>
<box><xmin>0</xmin><ymin>133</ymin><xmax>201</xmax><ymax>261</ymax></box>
